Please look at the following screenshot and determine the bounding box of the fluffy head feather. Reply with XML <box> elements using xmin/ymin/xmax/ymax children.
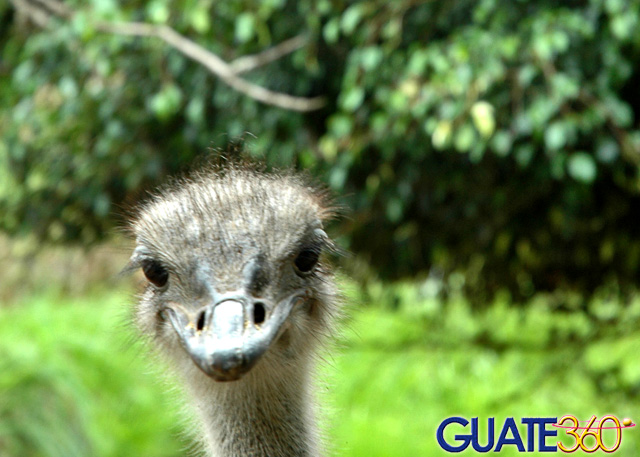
<box><xmin>127</xmin><ymin>164</ymin><xmax>340</xmax><ymax>456</ymax></box>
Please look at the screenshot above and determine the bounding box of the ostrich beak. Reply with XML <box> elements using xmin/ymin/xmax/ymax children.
<box><xmin>162</xmin><ymin>293</ymin><xmax>304</xmax><ymax>381</ymax></box>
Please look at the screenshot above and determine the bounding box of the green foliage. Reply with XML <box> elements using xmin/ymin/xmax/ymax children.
<box><xmin>2</xmin><ymin>287</ymin><xmax>640</xmax><ymax>456</ymax></box>
<box><xmin>1</xmin><ymin>0</ymin><xmax>640</xmax><ymax>298</ymax></box>
<box><xmin>319</xmin><ymin>0</ymin><xmax>640</xmax><ymax>299</ymax></box>
<box><xmin>0</xmin><ymin>291</ymin><xmax>187</xmax><ymax>457</ymax></box>
<box><xmin>333</xmin><ymin>282</ymin><xmax>640</xmax><ymax>456</ymax></box>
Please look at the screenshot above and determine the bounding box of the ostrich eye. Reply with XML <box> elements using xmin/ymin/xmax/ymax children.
<box><xmin>294</xmin><ymin>248</ymin><xmax>320</xmax><ymax>275</ymax></box>
<box><xmin>141</xmin><ymin>259</ymin><xmax>169</xmax><ymax>287</ymax></box>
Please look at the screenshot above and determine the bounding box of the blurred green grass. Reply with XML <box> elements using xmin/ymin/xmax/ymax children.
<box><xmin>1</xmin><ymin>286</ymin><xmax>640</xmax><ymax>456</ymax></box>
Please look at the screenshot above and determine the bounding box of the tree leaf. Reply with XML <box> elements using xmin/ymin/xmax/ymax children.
<box><xmin>470</xmin><ymin>101</ymin><xmax>495</xmax><ymax>138</ymax></box>
<box><xmin>235</xmin><ymin>13</ymin><xmax>255</xmax><ymax>43</ymax></box>
<box><xmin>545</xmin><ymin>122</ymin><xmax>566</xmax><ymax>151</ymax></box>
<box><xmin>567</xmin><ymin>152</ymin><xmax>597</xmax><ymax>184</ymax></box>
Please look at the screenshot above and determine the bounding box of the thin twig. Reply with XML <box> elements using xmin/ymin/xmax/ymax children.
<box><xmin>229</xmin><ymin>34</ymin><xmax>307</xmax><ymax>75</ymax></box>
<box><xmin>30</xmin><ymin>0</ymin><xmax>72</xmax><ymax>18</ymax></box>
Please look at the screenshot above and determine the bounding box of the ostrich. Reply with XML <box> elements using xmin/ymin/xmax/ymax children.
<box><xmin>127</xmin><ymin>164</ymin><xmax>339</xmax><ymax>457</ymax></box>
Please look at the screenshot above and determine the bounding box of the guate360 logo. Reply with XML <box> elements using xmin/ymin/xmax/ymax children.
<box><xmin>437</xmin><ymin>416</ymin><xmax>635</xmax><ymax>453</ymax></box>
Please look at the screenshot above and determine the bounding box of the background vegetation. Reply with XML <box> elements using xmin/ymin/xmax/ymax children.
<box><xmin>2</xmin><ymin>0</ymin><xmax>640</xmax><ymax>299</ymax></box>
<box><xmin>1</xmin><ymin>0</ymin><xmax>640</xmax><ymax>455</ymax></box>
<box><xmin>2</xmin><ymin>279</ymin><xmax>640</xmax><ymax>456</ymax></box>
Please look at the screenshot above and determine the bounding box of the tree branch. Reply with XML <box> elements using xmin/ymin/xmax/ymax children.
<box><xmin>31</xmin><ymin>0</ymin><xmax>72</xmax><ymax>18</ymax></box>
<box><xmin>12</xmin><ymin>0</ymin><xmax>326</xmax><ymax>112</ymax></box>
<box><xmin>10</xmin><ymin>0</ymin><xmax>51</xmax><ymax>27</ymax></box>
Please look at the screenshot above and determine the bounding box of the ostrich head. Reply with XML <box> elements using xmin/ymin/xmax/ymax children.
<box><xmin>128</xmin><ymin>166</ymin><xmax>338</xmax><ymax>384</ymax></box>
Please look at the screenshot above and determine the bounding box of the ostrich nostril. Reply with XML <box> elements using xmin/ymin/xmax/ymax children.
<box><xmin>196</xmin><ymin>310</ymin><xmax>206</xmax><ymax>332</ymax></box>
<box><xmin>253</xmin><ymin>302</ymin><xmax>266</xmax><ymax>326</ymax></box>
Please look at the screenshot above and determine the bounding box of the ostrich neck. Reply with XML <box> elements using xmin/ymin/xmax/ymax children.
<box><xmin>189</xmin><ymin>361</ymin><xmax>320</xmax><ymax>457</ymax></box>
